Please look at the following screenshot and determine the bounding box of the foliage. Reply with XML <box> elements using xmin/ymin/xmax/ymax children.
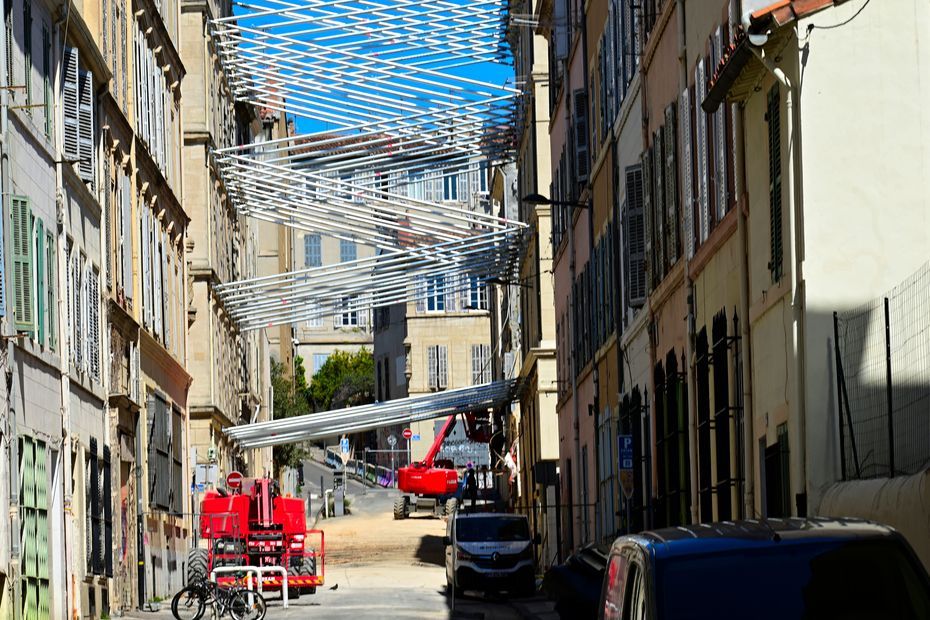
<box><xmin>271</xmin><ymin>356</ymin><xmax>311</xmax><ymax>475</ymax></box>
<box><xmin>308</xmin><ymin>349</ymin><xmax>375</xmax><ymax>412</ymax></box>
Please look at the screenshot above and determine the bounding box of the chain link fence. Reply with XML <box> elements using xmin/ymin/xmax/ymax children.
<box><xmin>834</xmin><ymin>262</ymin><xmax>930</xmax><ymax>479</ymax></box>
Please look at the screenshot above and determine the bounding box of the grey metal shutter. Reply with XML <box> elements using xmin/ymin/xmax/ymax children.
<box><xmin>121</xmin><ymin>173</ymin><xmax>134</xmax><ymax>302</ymax></box>
<box><xmin>103</xmin><ymin>445</ymin><xmax>112</xmax><ymax>577</ymax></box>
<box><xmin>696</xmin><ymin>58</ymin><xmax>710</xmax><ymax>243</ymax></box>
<box><xmin>78</xmin><ymin>70</ymin><xmax>95</xmax><ymax>189</ymax></box>
<box><xmin>642</xmin><ymin>147</ymin><xmax>653</xmax><ymax>290</ymax></box>
<box><xmin>625</xmin><ymin>165</ymin><xmax>646</xmax><ymax>306</ymax></box>
<box><xmin>665</xmin><ymin>103</ymin><xmax>679</xmax><ymax>265</ymax></box>
<box><xmin>653</xmin><ymin>129</ymin><xmax>665</xmax><ymax>278</ymax></box>
<box><xmin>680</xmin><ymin>87</ymin><xmax>695</xmax><ymax>259</ymax></box>
<box><xmin>573</xmin><ymin>90</ymin><xmax>589</xmax><ymax>185</ymax></box>
<box><xmin>713</xmin><ymin>27</ymin><xmax>728</xmax><ymax>221</ymax></box>
<box><xmin>62</xmin><ymin>48</ymin><xmax>80</xmax><ymax>161</ymax></box>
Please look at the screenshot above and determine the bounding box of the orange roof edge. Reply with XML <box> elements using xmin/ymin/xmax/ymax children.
<box><xmin>751</xmin><ymin>0</ymin><xmax>792</xmax><ymax>21</ymax></box>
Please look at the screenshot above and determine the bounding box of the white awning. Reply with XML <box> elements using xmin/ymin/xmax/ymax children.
<box><xmin>225</xmin><ymin>380</ymin><xmax>517</xmax><ymax>448</ymax></box>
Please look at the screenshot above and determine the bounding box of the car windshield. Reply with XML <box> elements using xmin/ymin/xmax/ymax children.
<box><xmin>456</xmin><ymin>516</ymin><xmax>529</xmax><ymax>542</ymax></box>
<box><xmin>657</xmin><ymin>538</ymin><xmax>930</xmax><ymax>620</ymax></box>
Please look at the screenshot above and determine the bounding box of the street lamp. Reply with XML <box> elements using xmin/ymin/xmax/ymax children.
<box><xmin>521</xmin><ymin>193</ymin><xmax>590</xmax><ymax>210</ymax></box>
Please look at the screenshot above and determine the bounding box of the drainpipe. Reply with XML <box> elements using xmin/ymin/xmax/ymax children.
<box><xmin>734</xmin><ymin>101</ymin><xmax>755</xmax><ymax>518</ymax></box>
<box><xmin>675</xmin><ymin>0</ymin><xmax>699</xmax><ymax>525</ymax></box>
<box><xmin>749</xmin><ymin>45</ymin><xmax>806</xmax><ymax>515</ymax></box>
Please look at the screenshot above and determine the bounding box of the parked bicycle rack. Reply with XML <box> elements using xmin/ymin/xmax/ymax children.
<box><xmin>209</xmin><ymin>565</ymin><xmax>290</xmax><ymax>608</ymax></box>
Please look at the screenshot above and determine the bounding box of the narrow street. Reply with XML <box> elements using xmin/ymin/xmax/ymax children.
<box><xmin>126</xmin><ymin>481</ymin><xmax>557</xmax><ymax>619</ymax></box>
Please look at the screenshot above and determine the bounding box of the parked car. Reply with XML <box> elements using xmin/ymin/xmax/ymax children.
<box><xmin>444</xmin><ymin>511</ymin><xmax>537</xmax><ymax>597</ymax></box>
<box><xmin>599</xmin><ymin>518</ymin><xmax>930</xmax><ymax>619</ymax></box>
<box><xmin>541</xmin><ymin>541</ymin><xmax>610</xmax><ymax>619</ymax></box>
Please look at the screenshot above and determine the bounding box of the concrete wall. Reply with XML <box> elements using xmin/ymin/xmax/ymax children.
<box><xmin>794</xmin><ymin>0</ymin><xmax>930</xmax><ymax>510</ymax></box>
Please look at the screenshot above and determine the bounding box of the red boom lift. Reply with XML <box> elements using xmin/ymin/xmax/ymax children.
<box><xmin>393</xmin><ymin>412</ymin><xmax>491</xmax><ymax>519</ymax></box>
<box><xmin>190</xmin><ymin>476</ymin><xmax>324</xmax><ymax>596</ymax></box>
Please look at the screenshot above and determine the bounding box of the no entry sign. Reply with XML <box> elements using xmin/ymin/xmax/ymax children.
<box><xmin>226</xmin><ymin>470</ymin><xmax>243</xmax><ymax>489</ymax></box>
<box><xmin>402</xmin><ymin>428</ymin><xmax>413</xmax><ymax>440</ymax></box>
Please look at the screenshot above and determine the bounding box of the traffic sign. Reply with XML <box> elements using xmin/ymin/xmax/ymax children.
<box><xmin>402</xmin><ymin>428</ymin><xmax>413</xmax><ymax>440</ymax></box>
<box><xmin>340</xmin><ymin>437</ymin><xmax>350</xmax><ymax>454</ymax></box>
<box><xmin>618</xmin><ymin>435</ymin><xmax>634</xmax><ymax>499</ymax></box>
<box><xmin>226</xmin><ymin>470</ymin><xmax>243</xmax><ymax>489</ymax></box>
<box><xmin>412</xmin><ymin>434</ymin><xmax>421</xmax><ymax>441</ymax></box>
<box><xmin>387</xmin><ymin>434</ymin><xmax>397</xmax><ymax>447</ymax></box>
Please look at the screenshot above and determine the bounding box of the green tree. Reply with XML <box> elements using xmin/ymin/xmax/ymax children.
<box><xmin>271</xmin><ymin>356</ymin><xmax>311</xmax><ymax>475</ymax></box>
<box><xmin>308</xmin><ymin>349</ymin><xmax>375</xmax><ymax>411</ymax></box>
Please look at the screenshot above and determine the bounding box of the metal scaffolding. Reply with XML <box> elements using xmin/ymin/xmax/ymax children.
<box><xmin>209</xmin><ymin>0</ymin><xmax>522</xmax><ymax>331</ymax></box>
<box><xmin>227</xmin><ymin>380</ymin><xmax>517</xmax><ymax>448</ymax></box>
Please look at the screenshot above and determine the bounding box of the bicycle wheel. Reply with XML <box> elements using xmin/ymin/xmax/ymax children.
<box><xmin>171</xmin><ymin>585</ymin><xmax>206</xmax><ymax>620</ymax></box>
<box><xmin>229</xmin><ymin>589</ymin><xmax>266</xmax><ymax>620</ymax></box>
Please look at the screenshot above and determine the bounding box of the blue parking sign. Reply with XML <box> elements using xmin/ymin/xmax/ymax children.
<box><xmin>340</xmin><ymin>438</ymin><xmax>350</xmax><ymax>454</ymax></box>
<box><xmin>619</xmin><ymin>434</ymin><xmax>634</xmax><ymax>499</ymax></box>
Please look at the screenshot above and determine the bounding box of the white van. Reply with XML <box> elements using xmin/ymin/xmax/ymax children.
<box><xmin>444</xmin><ymin>511</ymin><xmax>537</xmax><ymax>597</ymax></box>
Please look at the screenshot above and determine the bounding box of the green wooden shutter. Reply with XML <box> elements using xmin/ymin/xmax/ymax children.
<box><xmin>12</xmin><ymin>196</ymin><xmax>35</xmax><ymax>334</ymax></box>
<box><xmin>36</xmin><ymin>219</ymin><xmax>45</xmax><ymax>345</ymax></box>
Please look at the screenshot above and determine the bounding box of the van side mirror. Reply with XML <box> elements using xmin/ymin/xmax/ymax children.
<box><xmin>443</xmin><ymin>535</ymin><xmax>452</xmax><ymax>546</ymax></box>
<box><xmin>534</xmin><ymin>533</ymin><xmax>542</xmax><ymax>545</ymax></box>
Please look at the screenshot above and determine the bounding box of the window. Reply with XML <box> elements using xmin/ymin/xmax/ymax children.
<box><xmin>471</xmin><ymin>344</ymin><xmax>490</xmax><ymax>385</ymax></box>
<box><xmin>304</xmin><ymin>234</ymin><xmax>321</xmax><ymax>267</ymax></box>
<box><xmin>11</xmin><ymin>196</ymin><xmax>34</xmax><ymax>335</ymax></box>
<box><xmin>767</xmin><ymin>85</ymin><xmax>783</xmax><ymax>282</ymax></box>
<box><xmin>147</xmin><ymin>392</ymin><xmax>182</xmax><ymax>513</ymax></box>
<box><xmin>312</xmin><ymin>353</ymin><xmax>329</xmax><ymax>376</ymax></box>
<box><xmin>427</xmin><ymin>345</ymin><xmax>448</xmax><ymax>390</ymax></box>
<box><xmin>339</xmin><ymin>239</ymin><xmax>356</xmax><ymax>263</ymax></box>
<box><xmin>45</xmin><ymin>231</ymin><xmax>56</xmax><ymax>350</ymax></box>
<box><xmin>573</xmin><ymin>90</ymin><xmax>589</xmax><ymax>189</ymax></box>
<box><xmin>88</xmin><ymin>266</ymin><xmax>100</xmax><ymax>381</ymax></box>
<box><xmin>85</xmin><ymin>437</ymin><xmax>109</xmax><ymax>576</ymax></box>
<box><xmin>23</xmin><ymin>0</ymin><xmax>31</xmax><ymax>108</ymax></box>
<box><xmin>443</xmin><ymin>172</ymin><xmax>459</xmax><ymax>201</ymax></box>
<box><xmin>335</xmin><ymin>296</ymin><xmax>359</xmax><ymax>328</ymax></box>
<box><xmin>680</xmin><ymin>86</ymin><xmax>695</xmax><ymax>259</ymax></box>
<box><xmin>468</xmin><ymin>276</ymin><xmax>488</xmax><ymax>310</ymax></box>
<box><xmin>42</xmin><ymin>23</ymin><xmax>51</xmax><ymax>137</ymax></box>
<box><xmin>764</xmin><ymin>423</ymin><xmax>790</xmax><ymax>518</ymax></box>
<box><xmin>19</xmin><ymin>436</ymin><xmax>51</xmax><ymax>616</ymax></box>
<box><xmin>623</xmin><ymin>166</ymin><xmax>646</xmax><ymax>307</ymax></box>
<box><xmin>695</xmin><ymin>59</ymin><xmax>710</xmax><ymax>245</ymax></box>
<box><xmin>426</xmin><ymin>275</ymin><xmax>445</xmax><ymax>312</ymax></box>
<box><xmin>597</xmin><ymin>407</ymin><xmax>616</xmax><ymax>541</ymax></box>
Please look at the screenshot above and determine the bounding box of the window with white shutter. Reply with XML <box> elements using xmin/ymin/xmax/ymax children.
<box><xmin>78</xmin><ymin>70</ymin><xmax>95</xmax><ymax>189</ymax></box>
<box><xmin>427</xmin><ymin>345</ymin><xmax>438</xmax><ymax>389</ymax></box>
<box><xmin>63</xmin><ymin>47</ymin><xmax>80</xmax><ymax>162</ymax></box>
<box><xmin>66</xmin><ymin>239</ymin><xmax>73</xmax><ymax>360</ymax></box>
<box><xmin>438</xmin><ymin>345</ymin><xmax>448</xmax><ymax>389</ymax></box>
<box><xmin>713</xmin><ymin>27</ymin><xmax>729</xmax><ymax>221</ymax></box>
<box><xmin>624</xmin><ymin>165</ymin><xmax>646</xmax><ymax>307</ymax></box>
<box><xmin>120</xmin><ymin>172</ymin><xmax>133</xmax><ymax>303</ymax></box>
<box><xmin>680</xmin><ymin>87</ymin><xmax>695</xmax><ymax>259</ymax></box>
<box><xmin>471</xmin><ymin>344</ymin><xmax>491</xmax><ymax>385</ymax></box>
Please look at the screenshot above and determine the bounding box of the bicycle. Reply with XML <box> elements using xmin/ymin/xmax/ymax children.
<box><xmin>172</xmin><ymin>574</ymin><xmax>267</xmax><ymax>620</ymax></box>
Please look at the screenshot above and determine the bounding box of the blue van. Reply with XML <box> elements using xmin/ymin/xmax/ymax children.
<box><xmin>599</xmin><ymin>518</ymin><xmax>930</xmax><ymax>619</ymax></box>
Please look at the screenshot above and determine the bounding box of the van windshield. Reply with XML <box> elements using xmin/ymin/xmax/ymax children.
<box><xmin>656</xmin><ymin>538</ymin><xmax>930</xmax><ymax>619</ymax></box>
<box><xmin>456</xmin><ymin>516</ymin><xmax>529</xmax><ymax>542</ymax></box>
